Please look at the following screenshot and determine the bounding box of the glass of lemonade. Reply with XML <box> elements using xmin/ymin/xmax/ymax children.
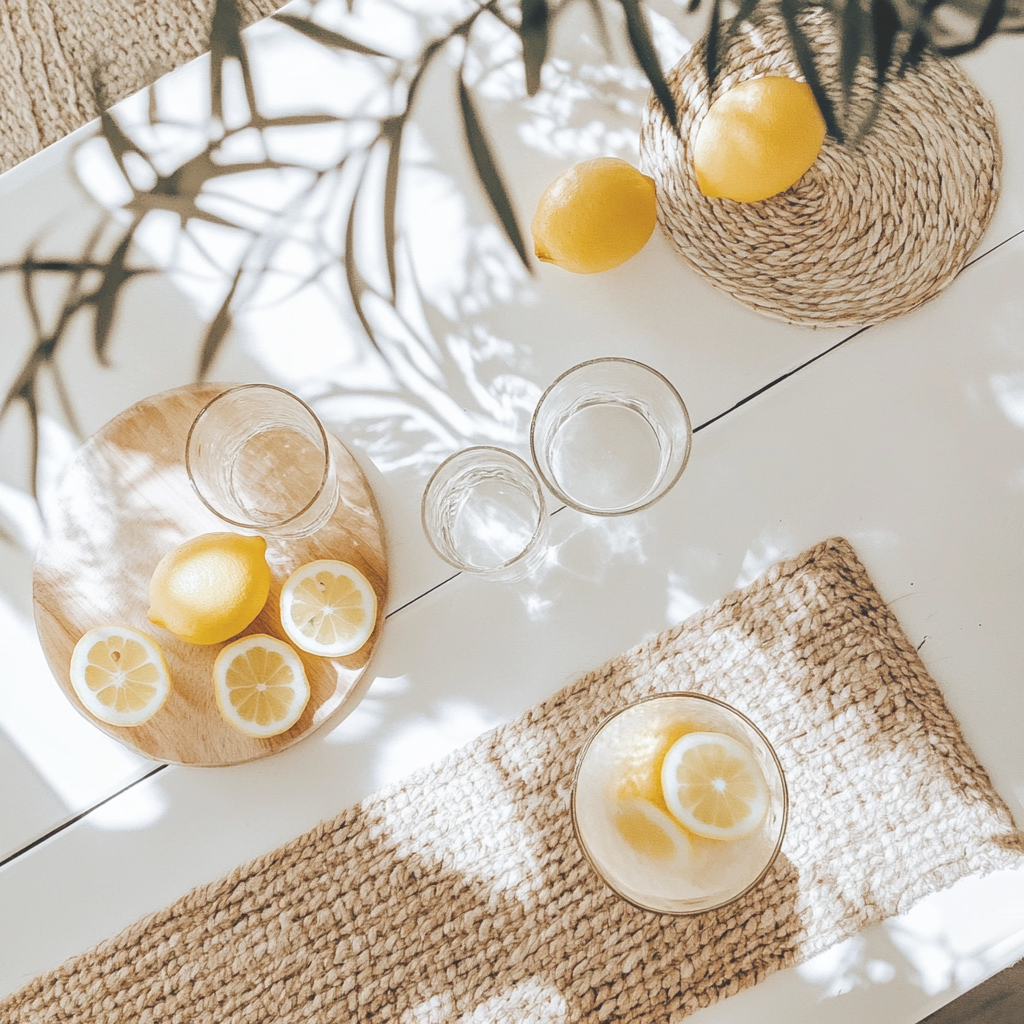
<box><xmin>571</xmin><ymin>692</ymin><xmax>787</xmax><ymax>914</ymax></box>
<box><xmin>530</xmin><ymin>358</ymin><xmax>691</xmax><ymax>516</ymax></box>
<box><xmin>186</xmin><ymin>384</ymin><xmax>339</xmax><ymax>539</ymax></box>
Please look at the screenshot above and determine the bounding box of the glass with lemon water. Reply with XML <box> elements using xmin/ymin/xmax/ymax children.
<box><xmin>572</xmin><ymin>693</ymin><xmax>787</xmax><ymax>914</ymax></box>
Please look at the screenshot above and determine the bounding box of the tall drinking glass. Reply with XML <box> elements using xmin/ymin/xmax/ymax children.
<box><xmin>186</xmin><ymin>384</ymin><xmax>339</xmax><ymax>539</ymax></box>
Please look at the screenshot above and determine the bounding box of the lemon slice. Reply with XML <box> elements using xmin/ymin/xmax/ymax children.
<box><xmin>279</xmin><ymin>560</ymin><xmax>377</xmax><ymax>657</ymax></box>
<box><xmin>612</xmin><ymin>797</ymin><xmax>692</xmax><ymax>868</ymax></box>
<box><xmin>661</xmin><ymin>731</ymin><xmax>769</xmax><ymax>840</ymax></box>
<box><xmin>213</xmin><ymin>634</ymin><xmax>310</xmax><ymax>738</ymax></box>
<box><xmin>69</xmin><ymin>626</ymin><xmax>171</xmax><ymax>727</ymax></box>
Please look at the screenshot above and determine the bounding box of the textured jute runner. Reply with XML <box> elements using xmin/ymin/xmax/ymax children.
<box><xmin>5</xmin><ymin>537</ymin><xmax>1023</xmax><ymax>1022</ymax></box>
<box><xmin>0</xmin><ymin>0</ymin><xmax>283</xmax><ymax>174</ymax></box>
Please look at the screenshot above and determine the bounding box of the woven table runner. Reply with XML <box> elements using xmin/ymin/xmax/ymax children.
<box><xmin>5</xmin><ymin>537</ymin><xmax>1023</xmax><ymax>1023</ymax></box>
<box><xmin>0</xmin><ymin>0</ymin><xmax>282</xmax><ymax>174</ymax></box>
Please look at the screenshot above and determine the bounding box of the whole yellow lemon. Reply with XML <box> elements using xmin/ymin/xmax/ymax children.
<box><xmin>693</xmin><ymin>76</ymin><xmax>826</xmax><ymax>203</ymax></box>
<box><xmin>531</xmin><ymin>157</ymin><xmax>657</xmax><ymax>274</ymax></box>
<box><xmin>148</xmin><ymin>532</ymin><xmax>271</xmax><ymax>645</ymax></box>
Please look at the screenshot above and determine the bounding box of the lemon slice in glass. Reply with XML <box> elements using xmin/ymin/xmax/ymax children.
<box><xmin>70</xmin><ymin>626</ymin><xmax>171</xmax><ymax>727</ymax></box>
<box><xmin>279</xmin><ymin>560</ymin><xmax>377</xmax><ymax>657</ymax></box>
<box><xmin>661</xmin><ymin>731</ymin><xmax>769</xmax><ymax>840</ymax></box>
<box><xmin>612</xmin><ymin>797</ymin><xmax>692</xmax><ymax>868</ymax></box>
<box><xmin>213</xmin><ymin>634</ymin><xmax>310</xmax><ymax>738</ymax></box>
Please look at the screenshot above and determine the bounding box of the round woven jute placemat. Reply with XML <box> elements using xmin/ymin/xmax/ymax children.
<box><xmin>639</xmin><ymin>9</ymin><xmax>1001</xmax><ymax>327</ymax></box>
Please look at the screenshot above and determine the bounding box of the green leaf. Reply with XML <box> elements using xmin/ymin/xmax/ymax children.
<box><xmin>618</xmin><ymin>0</ymin><xmax>677</xmax><ymax>127</ymax></box>
<box><xmin>839</xmin><ymin>0</ymin><xmax>865</xmax><ymax>102</ymax></box>
<box><xmin>273</xmin><ymin>13</ymin><xmax>393</xmax><ymax>58</ymax></box>
<box><xmin>520</xmin><ymin>0</ymin><xmax>550</xmax><ymax>96</ymax></box>
<box><xmin>871</xmin><ymin>0</ymin><xmax>900</xmax><ymax>89</ymax></box>
<box><xmin>458</xmin><ymin>77</ymin><xmax>531</xmax><ymax>270</ymax></box>
<box><xmin>780</xmin><ymin>0</ymin><xmax>844</xmax><ymax>142</ymax></box>
<box><xmin>705</xmin><ymin>0</ymin><xmax>723</xmax><ymax>92</ymax></box>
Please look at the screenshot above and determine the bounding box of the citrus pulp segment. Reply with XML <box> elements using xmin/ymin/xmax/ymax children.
<box><xmin>279</xmin><ymin>559</ymin><xmax>377</xmax><ymax>657</ymax></box>
<box><xmin>213</xmin><ymin>634</ymin><xmax>310</xmax><ymax>738</ymax></box>
<box><xmin>69</xmin><ymin>626</ymin><xmax>171</xmax><ymax>727</ymax></box>
<box><xmin>661</xmin><ymin>731</ymin><xmax>769</xmax><ymax>840</ymax></box>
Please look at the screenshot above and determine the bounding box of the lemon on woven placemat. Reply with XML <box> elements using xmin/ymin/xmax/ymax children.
<box><xmin>661</xmin><ymin>731</ymin><xmax>769</xmax><ymax>840</ymax></box>
<box><xmin>70</xmin><ymin>625</ymin><xmax>171</xmax><ymax>727</ymax></box>
<box><xmin>213</xmin><ymin>634</ymin><xmax>310</xmax><ymax>738</ymax></box>
<box><xmin>279</xmin><ymin>559</ymin><xmax>377</xmax><ymax>657</ymax></box>
<box><xmin>693</xmin><ymin>76</ymin><xmax>826</xmax><ymax>203</ymax></box>
<box><xmin>148</xmin><ymin>532</ymin><xmax>271</xmax><ymax>645</ymax></box>
<box><xmin>531</xmin><ymin>157</ymin><xmax>657</xmax><ymax>273</ymax></box>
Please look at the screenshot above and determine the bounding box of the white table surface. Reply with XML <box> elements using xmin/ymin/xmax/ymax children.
<box><xmin>1</xmin><ymin>1</ymin><xmax>1023</xmax><ymax>1020</ymax></box>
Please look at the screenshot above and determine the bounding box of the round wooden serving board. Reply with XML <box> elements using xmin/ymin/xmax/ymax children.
<box><xmin>33</xmin><ymin>383</ymin><xmax>389</xmax><ymax>767</ymax></box>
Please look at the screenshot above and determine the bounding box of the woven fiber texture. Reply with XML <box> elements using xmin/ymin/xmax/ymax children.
<box><xmin>0</xmin><ymin>0</ymin><xmax>283</xmax><ymax>174</ymax></box>
<box><xmin>4</xmin><ymin>537</ymin><xmax>1022</xmax><ymax>1023</ymax></box>
<box><xmin>639</xmin><ymin>9</ymin><xmax>1001</xmax><ymax>328</ymax></box>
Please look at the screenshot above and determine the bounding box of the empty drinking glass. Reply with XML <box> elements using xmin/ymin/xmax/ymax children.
<box><xmin>186</xmin><ymin>384</ymin><xmax>339</xmax><ymax>539</ymax></box>
<box><xmin>421</xmin><ymin>447</ymin><xmax>548</xmax><ymax>582</ymax></box>
<box><xmin>530</xmin><ymin>358</ymin><xmax>692</xmax><ymax>516</ymax></box>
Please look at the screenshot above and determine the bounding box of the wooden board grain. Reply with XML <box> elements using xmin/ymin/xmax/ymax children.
<box><xmin>32</xmin><ymin>383</ymin><xmax>388</xmax><ymax>767</ymax></box>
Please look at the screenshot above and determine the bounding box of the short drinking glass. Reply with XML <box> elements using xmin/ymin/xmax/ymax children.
<box><xmin>531</xmin><ymin>357</ymin><xmax>691</xmax><ymax>516</ymax></box>
<box><xmin>421</xmin><ymin>447</ymin><xmax>548</xmax><ymax>582</ymax></box>
<box><xmin>186</xmin><ymin>384</ymin><xmax>339</xmax><ymax>539</ymax></box>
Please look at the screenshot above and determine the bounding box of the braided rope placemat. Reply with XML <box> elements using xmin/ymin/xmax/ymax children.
<box><xmin>639</xmin><ymin>10</ymin><xmax>1001</xmax><ymax>327</ymax></box>
<box><xmin>5</xmin><ymin>537</ymin><xmax>1022</xmax><ymax>1022</ymax></box>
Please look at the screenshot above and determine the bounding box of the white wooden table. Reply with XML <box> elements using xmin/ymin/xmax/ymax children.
<box><xmin>1</xmin><ymin>1</ymin><xmax>1022</xmax><ymax>1020</ymax></box>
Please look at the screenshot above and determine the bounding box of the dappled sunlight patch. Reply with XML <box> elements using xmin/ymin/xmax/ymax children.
<box><xmin>796</xmin><ymin>934</ymin><xmax>896</xmax><ymax>997</ymax></box>
<box><xmin>665</xmin><ymin>570</ymin><xmax>706</xmax><ymax>624</ymax></box>
<box><xmin>325</xmin><ymin>674</ymin><xmax>410</xmax><ymax>745</ymax></box>
<box><xmin>373</xmin><ymin>698</ymin><xmax>502</xmax><ymax>788</ymax></box>
<box><xmin>0</xmin><ymin>592</ymin><xmax>149</xmax><ymax>820</ymax></box>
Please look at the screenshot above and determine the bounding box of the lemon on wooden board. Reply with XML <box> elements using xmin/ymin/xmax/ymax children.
<box><xmin>660</xmin><ymin>731</ymin><xmax>769</xmax><ymax>840</ymax></box>
<box><xmin>70</xmin><ymin>625</ymin><xmax>171</xmax><ymax>727</ymax></box>
<box><xmin>148</xmin><ymin>532</ymin><xmax>271</xmax><ymax>645</ymax></box>
<box><xmin>279</xmin><ymin>559</ymin><xmax>377</xmax><ymax>658</ymax></box>
<box><xmin>531</xmin><ymin>157</ymin><xmax>657</xmax><ymax>274</ymax></box>
<box><xmin>693</xmin><ymin>76</ymin><xmax>826</xmax><ymax>203</ymax></box>
<box><xmin>213</xmin><ymin>634</ymin><xmax>310</xmax><ymax>738</ymax></box>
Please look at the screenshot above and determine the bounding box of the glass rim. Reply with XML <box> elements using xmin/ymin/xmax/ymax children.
<box><xmin>529</xmin><ymin>356</ymin><xmax>692</xmax><ymax>517</ymax></box>
<box><xmin>421</xmin><ymin>445</ymin><xmax>547</xmax><ymax>576</ymax></box>
<box><xmin>185</xmin><ymin>383</ymin><xmax>332</xmax><ymax>531</ymax></box>
<box><xmin>569</xmin><ymin>690</ymin><xmax>789</xmax><ymax>916</ymax></box>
